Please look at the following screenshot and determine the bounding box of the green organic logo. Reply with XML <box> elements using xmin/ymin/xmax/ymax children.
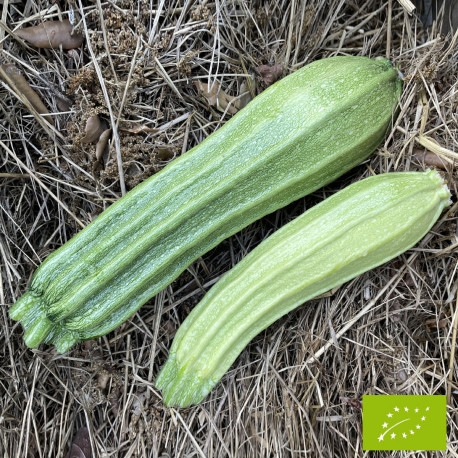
<box><xmin>363</xmin><ymin>395</ymin><xmax>446</xmax><ymax>451</ymax></box>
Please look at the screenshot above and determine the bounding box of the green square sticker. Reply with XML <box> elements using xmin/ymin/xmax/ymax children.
<box><xmin>363</xmin><ymin>395</ymin><xmax>446</xmax><ymax>451</ymax></box>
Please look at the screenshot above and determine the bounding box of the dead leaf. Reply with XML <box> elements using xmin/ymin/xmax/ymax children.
<box><xmin>67</xmin><ymin>426</ymin><xmax>91</xmax><ymax>458</ymax></box>
<box><xmin>95</xmin><ymin>128</ymin><xmax>112</xmax><ymax>163</ymax></box>
<box><xmin>161</xmin><ymin>318</ymin><xmax>176</xmax><ymax>335</ymax></box>
<box><xmin>56</xmin><ymin>96</ymin><xmax>72</xmax><ymax>112</ymax></box>
<box><xmin>257</xmin><ymin>64</ymin><xmax>283</xmax><ymax>86</ymax></box>
<box><xmin>340</xmin><ymin>397</ymin><xmax>362</xmax><ymax>410</ymax></box>
<box><xmin>425</xmin><ymin>317</ymin><xmax>448</xmax><ymax>328</ymax></box>
<box><xmin>194</xmin><ymin>80</ymin><xmax>240</xmax><ymax>114</ymax></box>
<box><xmin>16</xmin><ymin>19</ymin><xmax>84</xmax><ymax>50</ymax></box>
<box><xmin>82</xmin><ymin>115</ymin><xmax>104</xmax><ymax>144</ymax></box>
<box><xmin>412</xmin><ymin>148</ymin><xmax>456</xmax><ymax>169</ymax></box>
<box><xmin>97</xmin><ymin>369</ymin><xmax>111</xmax><ymax>390</ymax></box>
<box><xmin>0</xmin><ymin>63</ymin><xmax>53</xmax><ymax>123</ymax></box>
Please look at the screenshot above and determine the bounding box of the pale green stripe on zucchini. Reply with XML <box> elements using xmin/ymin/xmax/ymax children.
<box><xmin>9</xmin><ymin>56</ymin><xmax>402</xmax><ymax>352</ymax></box>
<box><xmin>156</xmin><ymin>170</ymin><xmax>451</xmax><ymax>407</ymax></box>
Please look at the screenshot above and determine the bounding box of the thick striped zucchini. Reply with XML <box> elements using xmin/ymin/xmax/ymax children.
<box><xmin>156</xmin><ymin>171</ymin><xmax>451</xmax><ymax>407</ymax></box>
<box><xmin>9</xmin><ymin>56</ymin><xmax>402</xmax><ymax>353</ymax></box>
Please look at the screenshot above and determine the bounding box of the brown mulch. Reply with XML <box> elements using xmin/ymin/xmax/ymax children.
<box><xmin>1</xmin><ymin>1</ymin><xmax>457</xmax><ymax>457</ymax></box>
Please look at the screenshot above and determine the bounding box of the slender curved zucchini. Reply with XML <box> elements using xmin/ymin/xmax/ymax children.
<box><xmin>9</xmin><ymin>56</ymin><xmax>402</xmax><ymax>353</ymax></box>
<box><xmin>156</xmin><ymin>170</ymin><xmax>451</xmax><ymax>407</ymax></box>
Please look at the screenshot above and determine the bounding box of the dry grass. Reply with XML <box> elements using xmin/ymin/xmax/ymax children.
<box><xmin>1</xmin><ymin>0</ymin><xmax>457</xmax><ymax>457</ymax></box>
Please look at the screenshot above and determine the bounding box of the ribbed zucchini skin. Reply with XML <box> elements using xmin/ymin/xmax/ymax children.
<box><xmin>9</xmin><ymin>56</ymin><xmax>402</xmax><ymax>353</ymax></box>
<box><xmin>156</xmin><ymin>171</ymin><xmax>451</xmax><ymax>407</ymax></box>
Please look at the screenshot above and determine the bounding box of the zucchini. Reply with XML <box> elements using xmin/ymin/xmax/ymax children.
<box><xmin>156</xmin><ymin>170</ymin><xmax>451</xmax><ymax>407</ymax></box>
<box><xmin>9</xmin><ymin>56</ymin><xmax>402</xmax><ymax>353</ymax></box>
